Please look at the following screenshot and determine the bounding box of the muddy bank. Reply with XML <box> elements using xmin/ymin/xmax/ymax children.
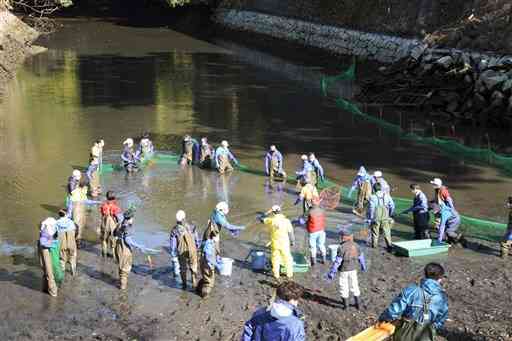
<box><xmin>0</xmin><ymin>10</ymin><xmax>40</xmax><ymax>86</ymax></box>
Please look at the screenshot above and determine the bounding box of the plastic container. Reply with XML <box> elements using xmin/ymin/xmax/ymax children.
<box><xmin>251</xmin><ymin>251</ymin><xmax>266</xmax><ymax>271</ymax></box>
<box><xmin>220</xmin><ymin>257</ymin><xmax>234</xmax><ymax>276</ymax></box>
<box><xmin>328</xmin><ymin>244</ymin><xmax>339</xmax><ymax>262</ymax></box>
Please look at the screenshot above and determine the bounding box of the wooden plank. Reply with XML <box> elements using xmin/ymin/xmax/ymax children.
<box><xmin>347</xmin><ymin>323</ymin><xmax>395</xmax><ymax>341</ymax></box>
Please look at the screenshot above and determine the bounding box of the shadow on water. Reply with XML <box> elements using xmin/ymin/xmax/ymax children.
<box><xmin>0</xmin><ymin>267</ymin><xmax>41</xmax><ymax>292</ymax></box>
<box><xmin>79</xmin><ymin>262</ymin><xmax>118</xmax><ymax>287</ymax></box>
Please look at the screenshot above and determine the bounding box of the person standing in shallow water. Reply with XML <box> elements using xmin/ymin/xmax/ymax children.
<box><xmin>56</xmin><ymin>209</ymin><xmax>77</xmax><ymax>276</ymax></box>
<box><xmin>215</xmin><ymin>140</ymin><xmax>239</xmax><ymax>174</ymax></box>
<box><xmin>378</xmin><ymin>263</ymin><xmax>449</xmax><ymax>341</ymax></box>
<box><xmin>38</xmin><ymin>217</ymin><xmax>59</xmax><ymax>297</ymax></box>
<box><xmin>199</xmin><ymin>137</ymin><xmax>214</xmax><ymax>168</ymax></box>
<box><xmin>169</xmin><ymin>210</ymin><xmax>199</xmax><ymax>290</ymax></box>
<box><xmin>264</xmin><ymin>145</ymin><xmax>286</xmax><ymax>180</ymax></box>
<box><xmin>99</xmin><ymin>191</ymin><xmax>123</xmax><ymax>258</ymax></box>
<box><xmin>197</xmin><ymin>229</ymin><xmax>221</xmax><ymax>298</ymax></box>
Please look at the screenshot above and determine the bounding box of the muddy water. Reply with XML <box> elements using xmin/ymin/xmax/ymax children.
<box><xmin>0</xmin><ymin>18</ymin><xmax>511</xmax><ymax>253</ymax></box>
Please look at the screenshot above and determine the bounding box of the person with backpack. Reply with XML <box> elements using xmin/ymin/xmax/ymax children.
<box><xmin>378</xmin><ymin>263</ymin><xmax>449</xmax><ymax>341</ymax></box>
<box><xmin>326</xmin><ymin>228</ymin><xmax>367</xmax><ymax>310</ymax></box>
<box><xmin>169</xmin><ymin>210</ymin><xmax>199</xmax><ymax>290</ymax></box>
<box><xmin>367</xmin><ymin>182</ymin><xmax>395</xmax><ymax>252</ymax></box>
<box><xmin>99</xmin><ymin>191</ymin><xmax>123</xmax><ymax>258</ymax></box>
<box><xmin>241</xmin><ymin>281</ymin><xmax>305</xmax><ymax>341</ymax></box>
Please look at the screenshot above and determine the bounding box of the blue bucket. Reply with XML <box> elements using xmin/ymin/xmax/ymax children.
<box><xmin>251</xmin><ymin>251</ymin><xmax>267</xmax><ymax>271</ymax></box>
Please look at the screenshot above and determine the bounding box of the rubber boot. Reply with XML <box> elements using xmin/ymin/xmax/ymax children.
<box><xmin>310</xmin><ymin>256</ymin><xmax>316</xmax><ymax>267</ymax></box>
<box><xmin>180</xmin><ymin>271</ymin><xmax>187</xmax><ymax>290</ymax></box>
<box><xmin>191</xmin><ymin>272</ymin><xmax>198</xmax><ymax>288</ymax></box>
<box><xmin>500</xmin><ymin>242</ymin><xmax>509</xmax><ymax>259</ymax></box>
<box><xmin>340</xmin><ymin>298</ymin><xmax>347</xmax><ymax>310</ymax></box>
<box><xmin>353</xmin><ymin>296</ymin><xmax>361</xmax><ymax>310</ymax></box>
<box><xmin>321</xmin><ymin>253</ymin><xmax>326</xmax><ymax>265</ymax></box>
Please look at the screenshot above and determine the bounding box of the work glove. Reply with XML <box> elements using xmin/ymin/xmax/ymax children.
<box><xmin>230</xmin><ymin>230</ymin><xmax>241</xmax><ymax>237</ymax></box>
<box><xmin>257</xmin><ymin>213</ymin><xmax>266</xmax><ymax>223</ymax></box>
<box><xmin>325</xmin><ymin>270</ymin><xmax>336</xmax><ymax>281</ymax></box>
<box><xmin>359</xmin><ymin>253</ymin><xmax>368</xmax><ymax>272</ymax></box>
<box><xmin>294</xmin><ymin>197</ymin><xmax>301</xmax><ymax>206</ymax></box>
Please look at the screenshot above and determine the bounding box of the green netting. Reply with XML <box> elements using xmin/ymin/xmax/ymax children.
<box><xmin>317</xmin><ymin>62</ymin><xmax>508</xmax><ymax>242</ymax></box>
<box><xmin>50</xmin><ymin>241</ymin><xmax>64</xmax><ymax>285</ymax></box>
<box><xmin>101</xmin><ymin>153</ymin><xmax>180</xmax><ymax>175</ymax></box>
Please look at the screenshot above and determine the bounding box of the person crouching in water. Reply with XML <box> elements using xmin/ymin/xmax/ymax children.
<box><xmin>264</xmin><ymin>145</ymin><xmax>287</xmax><ymax>180</ymax></box>
<box><xmin>137</xmin><ymin>132</ymin><xmax>154</xmax><ymax>160</ymax></box>
<box><xmin>121</xmin><ymin>138</ymin><xmax>139</xmax><ymax>173</ymax></box>
<box><xmin>99</xmin><ymin>191</ymin><xmax>123</xmax><ymax>258</ymax></box>
<box><xmin>56</xmin><ymin>209</ymin><xmax>77</xmax><ymax>276</ymax></box>
<box><xmin>38</xmin><ymin>217</ymin><xmax>59</xmax><ymax>297</ymax></box>
<box><xmin>215</xmin><ymin>140</ymin><xmax>239</xmax><ymax>174</ymax></box>
<box><xmin>180</xmin><ymin>135</ymin><xmax>199</xmax><ymax>166</ymax></box>
<box><xmin>114</xmin><ymin>209</ymin><xmax>148</xmax><ymax>290</ymax></box>
<box><xmin>326</xmin><ymin>228</ymin><xmax>366</xmax><ymax>310</ymax></box>
<box><xmin>261</xmin><ymin>205</ymin><xmax>295</xmax><ymax>279</ymax></box>
<box><xmin>199</xmin><ymin>137</ymin><xmax>214</xmax><ymax>168</ymax></box>
<box><xmin>241</xmin><ymin>281</ymin><xmax>305</xmax><ymax>341</ymax></box>
<box><xmin>170</xmin><ymin>210</ymin><xmax>199</xmax><ymax>290</ymax></box>
<box><xmin>348</xmin><ymin>166</ymin><xmax>372</xmax><ymax>217</ymax></box>
<box><xmin>429</xmin><ymin>203</ymin><xmax>465</xmax><ymax>246</ymax></box>
<box><xmin>197</xmin><ymin>229</ymin><xmax>222</xmax><ymax>298</ymax></box>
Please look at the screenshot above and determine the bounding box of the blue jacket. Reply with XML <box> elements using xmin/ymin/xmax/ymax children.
<box><xmin>115</xmin><ymin>221</ymin><xmax>146</xmax><ymax>252</ymax></box>
<box><xmin>242</xmin><ymin>300</ymin><xmax>305</xmax><ymax>341</ymax></box>
<box><xmin>371</xmin><ymin>177</ymin><xmax>391</xmax><ymax>194</ymax></box>
<box><xmin>67</xmin><ymin>176</ymin><xmax>79</xmax><ymax>195</ymax></box>
<box><xmin>56</xmin><ymin>216</ymin><xmax>76</xmax><ymax>232</ymax></box>
<box><xmin>437</xmin><ymin>204</ymin><xmax>461</xmax><ymax>242</ymax></box>
<box><xmin>264</xmin><ymin>150</ymin><xmax>284</xmax><ymax>175</ymax></box>
<box><xmin>348</xmin><ymin>167</ymin><xmax>371</xmax><ymax>197</ymax></box>
<box><xmin>215</xmin><ymin>146</ymin><xmax>238</xmax><ymax>168</ymax></box>
<box><xmin>295</xmin><ymin>160</ymin><xmax>314</xmax><ymax>178</ymax></box>
<box><xmin>379</xmin><ymin>279</ymin><xmax>448</xmax><ymax>330</ymax></box>
<box><xmin>211</xmin><ymin>209</ymin><xmax>244</xmax><ymax>233</ymax></box>
<box><xmin>367</xmin><ymin>191</ymin><xmax>395</xmax><ymax>222</ymax></box>
<box><xmin>86</xmin><ymin>162</ymin><xmax>99</xmax><ymax>181</ymax></box>
<box><xmin>404</xmin><ymin>191</ymin><xmax>429</xmax><ymax>215</ymax></box>
<box><xmin>121</xmin><ymin>146</ymin><xmax>138</xmax><ymax>165</ymax></box>
<box><xmin>202</xmin><ymin>239</ymin><xmax>221</xmax><ymax>270</ymax></box>
<box><xmin>309</xmin><ymin>159</ymin><xmax>324</xmax><ymax>181</ymax></box>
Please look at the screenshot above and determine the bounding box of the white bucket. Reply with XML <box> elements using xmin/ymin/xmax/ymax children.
<box><xmin>328</xmin><ymin>244</ymin><xmax>339</xmax><ymax>262</ymax></box>
<box><xmin>220</xmin><ymin>257</ymin><xmax>234</xmax><ymax>276</ymax></box>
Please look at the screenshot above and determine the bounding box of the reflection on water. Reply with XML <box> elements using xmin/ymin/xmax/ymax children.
<box><xmin>0</xmin><ymin>19</ymin><xmax>511</xmax><ymax>251</ymax></box>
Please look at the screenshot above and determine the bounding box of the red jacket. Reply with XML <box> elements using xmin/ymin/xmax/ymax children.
<box><xmin>100</xmin><ymin>200</ymin><xmax>121</xmax><ymax>217</ymax></box>
<box><xmin>307</xmin><ymin>207</ymin><xmax>326</xmax><ymax>233</ymax></box>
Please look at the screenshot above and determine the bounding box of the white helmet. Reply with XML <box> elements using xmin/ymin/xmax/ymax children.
<box><xmin>41</xmin><ymin>217</ymin><xmax>57</xmax><ymax>236</ymax></box>
<box><xmin>72</xmin><ymin>169</ymin><xmax>81</xmax><ymax>179</ymax></box>
<box><xmin>301</xmin><ymin>154</ymin><xmax>308</xmax><ymax>161</ymax></box>
<box><xmin>270</xmin><ymin>145</ymin><xmax>277</xmax><ymax>152</ymax></box>
<box><xmin>271</xmin><ymin>205</ymin><xmax>281</xmax><ymax>213</ymax></box>
<box><xmin>221</xmin><ymin>140</ymin><xmax>229</xmax><ymax>148</ymax></box>
<box><xmin>216</xmin><ymin>201</ymin><xmax>229</xmax><ymax>214</ymax></box>
<box><xmin>373</xmin><ymin>171</ymin><xmax>383</xmax><ymax>178</ymax></box>
<box><xmin>176</xmin><ymin>210</ymin><xmax>186</xmax><ymax>222</ymax></box>
<box><xmin>430</xmin><ymin>178</ymin><xmax>443</xmax><ymax>188</ymax></box>
<box><xmin>123</xmin><ymin>138</ymin><xmax>134</xmax><ymax>146</ymax></box>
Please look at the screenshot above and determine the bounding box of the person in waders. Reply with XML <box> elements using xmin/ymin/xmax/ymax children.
<box><xmin>264</xmin><ymin>145</ymin><xmax>286</xmax><ymax>180</ymax></box>
<box><xmin>371</xmin><ymin>171</ymin><xmax>391</xmax><ymax>194</ymax></box>
<box><xmin>295</xmin><ymin>154</ymin><xmax>316</xmax><ymax>189</ymax></box>
<box><xmin>199</xmin><ymin>137</ymin><xmax>214</xmax><ymax>169</ymax></box>
<box><xmin>295</xmin><ymin>178</ymin><xmax>319</xmax><ymax>217</ymax></box>
<box><xmin>348</xmin><ymin>166</ymin><xmax>372</xmax><ymax>217</ymax></box>
<box><xmin>215</xmin><ymin>140</ymin><xmax>238</xmax><ymax>174</ymax></box>
<box><xmin>429</xmin><ymin>178</ymin><xmax>455</xmax><ymax>231</ymax></box>
<box><xmin>500</xmin><ymin>196</ymin><xmax>512</xmax><ymax>258</ymax></box>
<box><xmin>114</xmin><ymin>209</ymin><xmax>148</xmax><ymax>290</ymax></box>
<box><xmin>71</xmin><ymin>177</ymin><xmax>89</xmax><ymax>249</ymax></box>
<box><xmin>260</xmin><ymin>205</ymin><xmax>295</xmax><ymax>279</ymax></box>
<box><xmin>306</xmin><ymin>199</ymin><xmax>326</xmax><ymax>265</ymax></box>
<box><xmin>326</xmin><ymin>228</ymin><xmax>367</xmax><ymax>310</ymax></box>
<box><xmin>38</xmin><ymin>217</ymin><xmax>59</xmax><ymax>297</ymax></box>
<box><xmin>378</xmin><ymin>263</ymin><xmax>448</xmax><ymax>341</ymax></box>
<box><xmin>137</xmin><ymin>132</ymin><xmax>154</xmax><ymax>160</ymax></box>
<box><xmin>202</xmin><ymin>201</ymin><xmax>245</xmax><ymax>243</ymax></box>
<box><xmin>367</xmin><ymin>182</ymin><xmax>395</xmax><ymax>252</ymax></box>
<box><xmin>90</xmin><ymin>139</ymin><xmax>104</xmax><ymax>163</ymax></box>
<box><xmin>197</xmin><ymin>229</ymin><xmax>222</xmax><ymax>298</ymax></box>
<box><xmin>99</xmin><ymin>191</ymin><xmax>123</xmax><ymax>257</ymax></box>
<box><xmin>170</xmin><ymin>210</ymin><xmax>199</xmax><ymax>290</ymax></box>
<box><xmin>241</xmin><ymin>281</ymin><xmax>305</xmax><ymax>341</ymax></box>
<box><xmin>66</xmin><ymin>169</ymin><xmax>82</xmax><ymax>214</ymax></box>
<box><xmin>308</xmin><ymin>153</ymin><xmax>325</xmax><ymax>185</ymax></box>
<box><xmin>180</xmin><ymin>135</ymin><xmax>199</xmax><ymax>166</ymax></box>
<box><xmin>121</xmin><ymin>138</ymin><xmax>139</xmax><ymax>173</ymax></box>
<box><xmin>402</xmin><ymin>184</ymin><xmax>430</xmax><ymax>240</ymax></box>
<box><xmin>56</xmin><ymin>209</ymin><xmax>77</xmax><ymax>276</ymax></box>
<box><xmin>86</xmin><ymin>156</ymin><xmax>101</xmax><ymax>197</ymax></box>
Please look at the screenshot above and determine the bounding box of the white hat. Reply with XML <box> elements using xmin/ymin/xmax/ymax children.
<box><xmin>373</xmin><ymin>171</ymin><xmax>383</xmax><ymax>178</ymax></box>
<box><xmin>271</xmin><ymin>205</ymin><xmax>281</xmax><ymax>213</ymax></box>
<box><xmin>176</xmin><ymin>210</ymin><xmax>186</xmax><ymax>222</ymax></box>
<box><xmin>123</xmin><ymin>138</ymin><xmax>134</xmax><ymax>146</ymax></box>
<box><xmin>430</xmin><ymin>178</ymin><xmax>443</xmax><ymax>188</ymax></box>
<box><xmin>221</xmin><ymin>140</ymin><xmax>229</xmax><ymax>148</ymax></box>
<box><xmin>72</xmin><ymin>169</ymin><xmax>81</xmax><ymax>179</ymax></box>
<box><xmin>270</xmin><ymin>145</ymin><xmax>277</xmax><ymax>151</ymax></box>
<box><xmin>41</xmin><ymin>217</ymin><xmax>57</xmax><ymax>235</ymax></box>
<box><xmin>301</xmin><ymin>154</ymin><xmax>308</xmax><ymax>161</ymax></box>
<box><xmin>216</xmin><ymin>201</ymin><xmax>229</xmax><ymax>213</ymax></box>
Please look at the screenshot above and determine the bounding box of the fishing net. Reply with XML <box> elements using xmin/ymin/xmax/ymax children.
<box><xmin>320</xmin><ymin>62</ymin><xmax>507</xmax><ymax>242</ymax></box>
<box><xmin>50</xmin><ymin>241</ymin><xmax>64</xmax><ymax>285</ymax></box>
<box><xmin>319</xmin><ymin>186</ymin><xmax>342</xmax><ymax>210</ymax></box>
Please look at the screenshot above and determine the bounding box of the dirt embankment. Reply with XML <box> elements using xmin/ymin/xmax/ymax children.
<box><xmin>0</xmin><ymin>9</ymin><xmax>40</xmax><ymax>85</ymax></box>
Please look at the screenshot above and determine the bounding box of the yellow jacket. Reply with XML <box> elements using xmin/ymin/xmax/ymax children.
<box><xmin>263</xmin><ymin>213</ymin><xmax>294</xmax><ymax>249</ymax></box>
<box><xmin>70</xmin><ymin>186</ymin><xmax>88</xmax><ymax>202</ymax></box>
<box><xmin>300</xmin><ymin>183</ymin><xmax>319</xmax><ymax>202</ymax></box>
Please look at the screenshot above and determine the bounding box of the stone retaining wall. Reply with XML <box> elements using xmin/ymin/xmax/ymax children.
<box><xmin>214</xmin><ymin>9</ymin><xmax>423</xmax><ymax>63</ymax></box>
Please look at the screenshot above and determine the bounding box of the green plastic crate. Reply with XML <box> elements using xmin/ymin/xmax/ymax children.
<box><xmin>280</xmin><ymin>252</ymin><xmax>309</xmax><ymax>273</ymax></box>
<box><xmin>392</xmin><ymin>239</ymin><xmax>450</xmax><ymax>257</ymax></box>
